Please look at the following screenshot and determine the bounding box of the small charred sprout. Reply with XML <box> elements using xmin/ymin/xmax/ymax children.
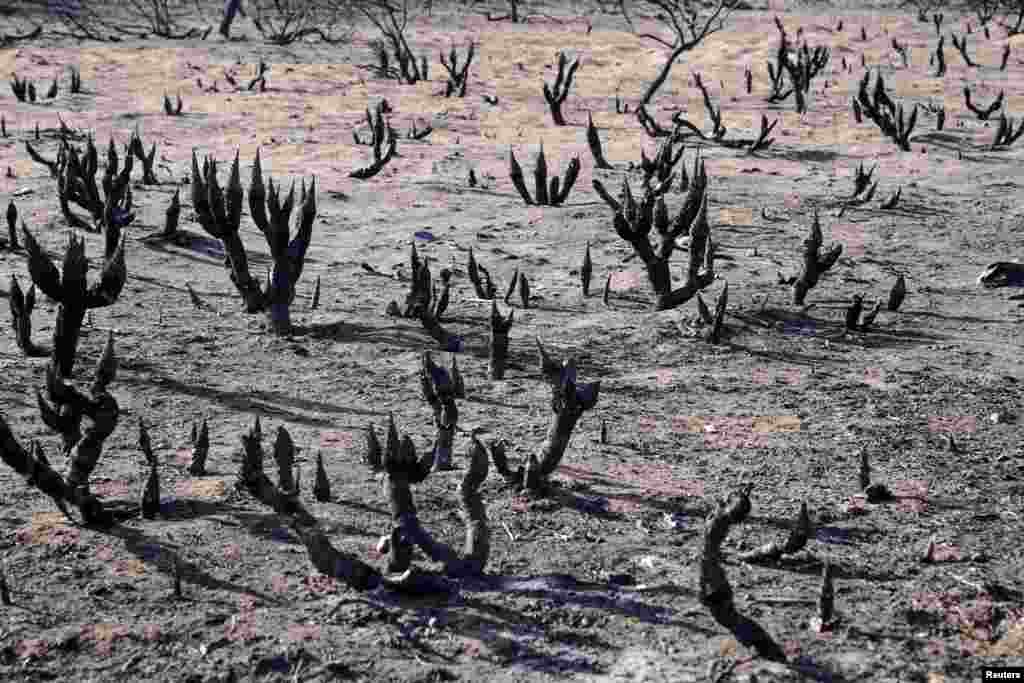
<box><xmin>8</xmin><ymin>275</ymin><xmax>41</xmax><ymax>356</ymax></box>
<box><xmin>420</xmin><ymin>351</ymin><xmax>459</xmax><ymax>470</ymax></box>
<box><xmin>790</xmin><ymin>210</ymin><xmax>843</xmax><ymax>305</ymax></box>
<box><xmin>139</xmin><ymin>420</ymin><xmax>160</xmax><ymax>519</ymax></box>
<box><xmin>488</xmin><ymin>301</ymin><xmax>514</xmax><ymax>380</ymax></box>
<box><xmin>586</xmin><ymin>112</ymin><xmax>614</xmax><ymax>170</ymax></box>
<box><xmin>188</xmin><ymin>419</ymin><xmax>210</xmax><ymax>475</ymax></box>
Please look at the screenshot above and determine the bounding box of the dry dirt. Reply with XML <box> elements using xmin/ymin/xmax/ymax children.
<box><xmin>1</xmin><ymin>0</ymin><xmax>1023</xmax><ymax>681</ymax></box>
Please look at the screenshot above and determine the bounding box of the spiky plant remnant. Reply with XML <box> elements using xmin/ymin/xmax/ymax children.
<box><xmin>593</xmin><ymin>155</ymin><xmax>715</xmax><ymax>311</ymax></box>
<box><xmin>488</xmin><ymin>301</ymin><xmax>514</xmax><ymax>380</ymax></box>
<box><xmin>365</xmin><ymin>423</ymin><xmax>383</xmax><ymax>471</ymax></box>
<box><xmin>188</xmin><ymin>419</ymin><xmax>210</xmax><ymax>476</ymax></box>
<box><xmin>420</xmin><ymin>352</ymin><xmax>459</xmax><ymax>470</ymax></box>
<box><xmin>789</xmin><ymin>210</ymin><xmax>842</xmax><ymax>305</ymax></box>
<box><xmin>140</xmin><ymin>420</ymin><xmax>161</xmax><ymax>519</ymax></box>
<box><xmin>164</xmin><ymin>188</ymin><xmax>181</xmax><ymax>239</ymax></box>
<box><xmin>508</xmin><ymin>143</ymin><xmax>580</xmax><ymax>207</ymax></box>
<box><xmin>738</xmin><ymin>501</ymin><xmax>813</xmax><ymax>563</ymax></box>
<box><xmin>586</xmin><ymin>113</ymin><xmax>613</xmax><ymax>169</ymax></box>
<box><xmin>581</xmin><ymin>241</ymin><xmax>593</xmax><ymax>296</ymax></box>
<box><xmin>8</xmin><ymin>276</ymin><xmax>40</xmax><ymax>356</ymax></box>
<box><xmin>312</xmin><ymin>452</ymin><xmax>331</xmax><ymax>502</ymax></box>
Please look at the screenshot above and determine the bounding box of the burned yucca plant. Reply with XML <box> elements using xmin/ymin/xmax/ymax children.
<box><xmin>191</xmin><ymin>150</ymin><xmax>266</xmax><ymax>314</ymax></box>
<box><xmin>489</xmin><ymin>339</ymin><xmax>599</xmax><ymax>494</ymax></box>
<box><xmin>779</xmin><ymin>210</ymin><xmax>843</xmax><ymax>305</ymax></box>
<box><xmin>388</xmin><ymin>243</ymin><xmax>462</xmax><ymax>352</ymax></box>
<box><xmin>440</xmin><ymin>41</ymin><xmax>474</xmax><ymax>97</ymax></box>
<box><xmin>10</xmin><ymin>74</ymin><xmax>35</xmax><ymax>103</ymax></box>
<box><xmin>766</xmin><ymin>17</ymin><xmax>830</xmax><ymax>114</ymax></box>
<box><xmin>854</xmin><ymin>71</ymin><xmax>918</xmax><ymax>151</ymax></box>
<box><xmin>240</xmin><ymin>413</ymin><xmax>489</xmax><ymax>592</ymax></box>
<box><xmin>508</xmin><ymin>143</ymin><xmax>580</xmax><ymax>207</ymax></box>
<box><xmin>592</xmin><ymin>155</ymin><xmax>716</xmax><ymax>311</ymax></box>
<box><xmin>248</xmin><ymin>150</ymin><xmax>317</xmax><ymax>334</ymax></box>
<box><xmin>54</xmin><ymin>137</ymin><xmax>136</xmax><ymax>232</ymax></box>
<box><xmin>420</xmin><ymin>351</ymin><xmax>460</xmax><ymax>470</ymax></box>
<box><xmin>350</xmin><ymin>101</ymin><xmax>397</xmax><ymax>179</ymax></box>
<box><xmin>0</xmin><ymin>225</ymin><xmax>127</xmax><ymax>526</ymax></box>
<box><xmin>129</xmin><ymin>130</ymin><xmax>159</xmax><ymax>185</ymax></box>
<box><xmin>5</xmin><ymin>200</ymin><xmax>19</xmax><ymax>251</ymax></box>
<box><xmin>8</xmin><ymin>275</ymin><xmax>41</xmax><ymax>356</ymax></box>
<box><xmin>542</xmin><ymin>51</ymin><xmax>581</xmax><ymax>126</ymax></box>
<box><xmin>191</xmin><ymin>149</ymin><xmax>317</xmax><ymax>333</ymax></box>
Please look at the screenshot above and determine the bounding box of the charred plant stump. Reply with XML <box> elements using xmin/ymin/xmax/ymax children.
<box><xmin>508</xmin><ymin>143</ymin><xmax>579</xmax><ymax>207</ymax></box>
<box><xmin>5</xmin><ymin>201</ymin><xmax>19</xmax><ymax>251</ymax></box>
<box><xmin>887</xmin><ymin>274</ymin><xmax>906</xmax><ymax>311</ymax></box>
<box><xmin>440</xmin><ymin>41</ymin><xmax>474</xmax><ymax>97</ymax></box>
<box><xmin>592</xmin><ymin>155</ymin><xmax>716</xmax><ymax>311</ymax></box>
<box><xmin>696</xmin><ymin>281</ymin><xmax>729</xmax><ymax>344</ymax></box>
<box><xmin>248</xmin><ymin>150</ymin><xmax>317</xmax><ymax>335</ymax></box>
<box><xmin>129</xmin><ymin>131</ymin><xmax>160</xmax><ymax>185</ymax></box>
<box><xmin>880</xmin><ymin>186</ymin><xmax>902</xmax><ymax>209</ymax></box>
<box><xmin>1001</xmin><ymin>44</ymin><xmax>1010</xmax><ymax>70</ymax></box>
<box><xmin>738</xmin><ymin>501</ymin><xmax>812</xmax><ymax>563</ymax></box>
<box><xmin>491</xmin><ymin>340</ymin><xmax>600</xmax><ymax>495</ymax></box>
<box><xmin>788</xmin><ymin>210</ymin><xmax>843</xmax><ymax>305</ymax></box>
<box><xmin>191</xmin><ymin>150</ymin><xmax>266</xmax><ymax>314</ymax></box>
<box><xmin>139</xmin><ymin>420</ymin><xmax>160</xmax><ymax>519</ymax></box>
<box><xmin>850</xmin><ymin>161</ymin><xmax>877</xmax><ymax>199</ymax></box>
<box><xmin>580</xmin><ymin>241</ymin><xmax>593</xmax><ymax>297</ymax></box>
<box><xmin>699</xmin><ymin>489</ymin><xmax>786</xmax><ymax>662</ymax></box>
<box><xmin>420</xmin><ymin>351</ymin><xmax>459</xmax><ymax>470</ymax></box>
<box><xmin>991</xmin><ymin>113</ymin><xmax>1024</xmax><ymax>149</ymax></box>
<box><xmin>365</xmin><ymin>423</ymin><xmax>383</xmax><ymax>471</ymax></box>
<box><xmin>586</xmin><ymin>113</ymin><xmax>613</xmax><ymax>170</ymax></box>
<box><xmin>504</xmin><ymin>269</ymin><xmax>519</xmax><ymax>306</ymax></box>
<box><xmin>811</xmin><ymin>561</ymin><xmax>837</xmax><ymax>632</ymax></box>
<box><xmin>163</xmin><ymin>93</ymin><xmax>184</xmax><ymax>116</ymax></box>
<box><xmin>488</xmin><ymin>301</ymin><xmax>514</xmax><ymax>380</ymax></box>
<box><xmin>312</xmin><ymin>451</ymin><xmax>331</xmax><ymax>502</ymax></box>
<box><xmin>964</xmin><ymin>86</ymin><xmax>1003</xmax><ymax>120</ymax></box>
<box><xmin>468</xmin><ymin>247</ymin><xmax>497</xmax><ymax>300</ymax></box>
<box><xmin>543</xmin><ymin>52</ymin><xmax>580</xmax><ymax>126</ymax></box>
<box><xmin>163</xmin><ymin>188</ymin><xmax>181</xmax><ymax>239</ymax></box>
<box><xmin>854</xmin><ymin>72</ymin><xmax>918</xmax><ymax>151</ymax></box>
<box><xmin>188</xmin><ymin>419</ymin><xmax>210</xmax><ymax>475</ymax></box>
<box><xmin>746</xmin><ymin>114</ymin><xmax>779</xmax><ymax>154</ymax></box>
<box><xmin>9</xmin><ymin>275</ymin><xmax>42</xmax><ymax>356</ymax></box>
<box><xmin>350</xmin><ymin>103</ymin><xmax>397</xmax><ymax>179</ymax></box>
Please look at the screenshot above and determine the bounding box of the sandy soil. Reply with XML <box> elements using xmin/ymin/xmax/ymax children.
<box><xmin>1</xmin><ymin>0</ymin><xmax>1023</xmax><ymax>681</ymax></box>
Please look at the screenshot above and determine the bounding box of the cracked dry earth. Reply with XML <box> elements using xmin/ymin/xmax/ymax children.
<box><xmin>1</xmin><ymin>0</ymin><xmax>1023</xmax><ymax>681</ymax></box>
